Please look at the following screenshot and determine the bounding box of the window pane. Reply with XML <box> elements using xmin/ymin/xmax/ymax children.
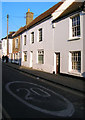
<box><xmin>15</xmin><ymin>39</ymin><xmax>18</xmax><ymax>48</ymax></box>
<box><xmin>24</xmin><ymin>52</ymin><xmax>27</xmax><ymax>61</ymax></box>
<box><xmin>38</xmin><ymin>55</ymin><xmax>44</xmax><ymax>64</ymax></box>
<box><xmin>24</xmin><ymin>35</ymin><xmax>26</xmax><ymax>45</ymax></box>
<box><xmin>31</xmin><ymin>32</ymin><xmax>34</xmax><ymax>43</ymax></box>
<box><xmin>38</xmin><ymin>50</ymin><xmax>44</xmax><ymax>64</ymax></box>
<box><xmin>39</xmin><ymin>29</ymin><xmax>42</xmax><ymax>42</ymax></box>
<box><xmin>71</xmin><ymin>51</ymin><xmax>81</xmax><ymax>71</ymax></box>
<box><xmin>72</xmin><ymin>15</ymin><xmax>80</xmax><ymax>37</ymax></box>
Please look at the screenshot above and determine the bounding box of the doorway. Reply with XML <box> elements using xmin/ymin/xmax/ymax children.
<box><xmin>56</xmin><ymin>53</ymin><xmax>60</xmax><ymax>74</ymax></box>
<box><xmin>30</xmin><ymin>51</ymin><xmax>33</xmax><ymax>68</ymax></box>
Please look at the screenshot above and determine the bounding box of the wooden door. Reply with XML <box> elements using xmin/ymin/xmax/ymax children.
<box><xmin>56</xmin><ymin>53</ymin><xmax>60</xmax><ymax>74</ymax></box>
<box><xmin>30</xmin><ymin>51</ymin><xmax>33</xmax><ymax>68</ymax></box>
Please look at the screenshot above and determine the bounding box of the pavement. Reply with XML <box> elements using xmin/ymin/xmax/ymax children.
<box><xmin>3</xmin><ymin>62</ymin><xmax>85</xmax><ymax>94</ymax></box>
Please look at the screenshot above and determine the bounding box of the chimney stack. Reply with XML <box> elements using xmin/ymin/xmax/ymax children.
<box><xmin>26</xmin><ymin>9</ymin><xmax>34</xmax><ymax>26</ymax></box>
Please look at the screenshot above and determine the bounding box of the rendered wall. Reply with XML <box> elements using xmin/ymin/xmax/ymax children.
<box><xmin>82</xmin><ymin>11</ymin><xmax>85</xmax><ymax>77</ymax></box>
<box><xmin>54</xmin><ymin>12</ymin><xmax>83</xmax><ymax>77</ymax></box>
<box><xmin>21</xmin><ymin>18</ymin><xmax>54</xmax><ymax>73</ymax></box>
<box><xmin>2</xmin><ymin>39</ymin><xmax>7</xmax><ymax>56</ymax></box>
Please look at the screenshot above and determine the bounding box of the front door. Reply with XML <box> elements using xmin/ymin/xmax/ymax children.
<box><xmin>30</xmin><ymin>51</ymin><xmax>33</xmax><ymax>68</ymax></box>
<box><xmin>56</xmin><ymin>53</ymin><xmax>60</xmax><ymax>74</ymax></box>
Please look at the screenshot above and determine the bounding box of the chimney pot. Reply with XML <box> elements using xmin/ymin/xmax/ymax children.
<box><xmin>28</xmin><ymin>9</ymin><xmax>30</xmax><ymax>12</ymax></box>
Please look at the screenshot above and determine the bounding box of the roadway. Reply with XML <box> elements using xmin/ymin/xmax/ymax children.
<box><xmin>2</xmin><ymin>63</ymin><xmax>85</xmax><ymax>119</ymax></box>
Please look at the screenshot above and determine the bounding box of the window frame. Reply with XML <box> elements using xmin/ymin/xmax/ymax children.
<box><xmin>38</xmin><ymin>50</ymin><xmax>44</xmax><ymax>64</ymax></box>
<box><xmin>31</xmin><ymin>32</ymin><xmax>34</xmax><ymax>44</ymax></box>
<box><xmin>23</xmin><ymin>51</ymin><xmax>27</xmax><ymax>62</ymax></box>
<box><xmin>69</xmin><ymin>13</ymin><xmax>81</xmax><ymax>40</ymax></box>
<box><xmin>15</xmin><ymin>38</ymin><xmax>18</xmax><ymax>48</ymax></box>
<box><xmin>71</xmin><ymin>15</ymin><xmax>80</xmax><ymax>37</ymax></box>
<box><xmin>70</xmin><ymin>51</ymin><xmax>81</xmax><ymax>73</ymax></box>
<box><xmin>38</xmin><ymin>28</ymin><xmax>42</xmax><ymax>42</ymax></box>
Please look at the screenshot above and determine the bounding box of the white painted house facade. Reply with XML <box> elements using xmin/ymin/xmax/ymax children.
<box><xmin>21</xmin><ymin>17</ymin><xmax>54</xmax><ymax>73</ymax></box>
<box><xmin>1</xmin><ymin>32</ymin><xmax>15</xmax><ymax>61</ymax></box>
<box><xmin>8</xmin><ymin>38</ymin><xmax>13</xmax><ymax>62</ymax></box>
<box><xmin>52</xmin><ymin>0</ymin><xmax>85</xmax><ymax>77</ymax></box>
<box><xmin>19</xmin><ymin>1</ymin><xmax>63</xmax><ymax>73</ymax></box>
<box><xmin>2</xmin><ymin>38</ymin><xmax>7</xmax><ymax>56</ymax></box>
<box><xmin>12</xmin><ymin>0</ymin><xmax>85</xmax><ymax>78</ymax></box>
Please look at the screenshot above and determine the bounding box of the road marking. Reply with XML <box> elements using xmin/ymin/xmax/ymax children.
<box><xmin>5</xmin><ymin>81</ymin><xmax>75</xmax><ymax>117</ymax></box>
<box><xmin>30</xmin><ymin>87</ymin><xmax>51</xmax><ymax>97</ymax></box>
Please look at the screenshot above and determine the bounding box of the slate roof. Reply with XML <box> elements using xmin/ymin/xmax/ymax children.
<box><xmin>53</xmin><ymin>1</ymin><xmax>85</xmax><ymax>22</ymax></box>
<box><xmin>12</xmin><ymin>1</ymin><xmax>85</xmax><ymax>37</ymax></box>
<box><xmin>2</xmin><ymin>32</ymin><xmax>15</xmax><ymax>40</ymax></box>
<box><xmin>13</xmin><ymin>2</ymin><xmax>63</xmax><ymax>37</ymax></box>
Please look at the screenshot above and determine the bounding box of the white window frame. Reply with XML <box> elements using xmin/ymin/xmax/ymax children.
<box><xmin>69</xmin><ymin>51</ymin><xmax>81</xmax><ymax>73</ymax></box>
<box><xmin>23</xmin><ymin>51</ymin><xmax>27</xmax><ymax>62</ymax></box>
<box><xmin>31</xmin><ymin>32</ymin><xmax>34</xmax><ymax>44</ymax></box>
<box><xmin>24</xmin><ymin>35</ymin><xmax>26</xmax><ymax>45</ymax></box>
<box><xmin>38</xmin><ymin>50</ymin><xmax>44</xmax><ymax>64</ymax></box>
<box><xmin>69</xmin><ymin>13</ymin><xmax>81</xmax><ymax>40</ymax></box>
<box><xmin>38</xmin><ymin>28</ymin><xmax>42</xmax><ymax>42</ymax></box>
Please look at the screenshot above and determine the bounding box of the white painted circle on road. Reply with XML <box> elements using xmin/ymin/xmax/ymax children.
<box><xmin>5</xmin><ymin>81</ymin><xmax>75</xmax><ymax>117</ymax></box>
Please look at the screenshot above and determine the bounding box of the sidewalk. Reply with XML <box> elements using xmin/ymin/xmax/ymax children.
<box><xmin>4</xmin><ymin>62</ymin><xmax>85</xmax><ymax>93</ymax></box>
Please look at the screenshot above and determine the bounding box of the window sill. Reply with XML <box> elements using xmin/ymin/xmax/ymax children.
<box><xmin>68</xmin><ymin>36</ymin><xmax>81</xmax><ymax>41</ymax></box>
<box><xmin>39</xmin><ymin>40</ymin><xmax>43</xmax><ymax>42</ymax></box>
<box><xmin>68</xmin><ymin>71</ymin><xmax>81</xmax><ymax>76</ymax></box>
<box><xmin>23</xmin><ymin>61</ymin><xmax>27</xmax><ymax>62</ymax></box>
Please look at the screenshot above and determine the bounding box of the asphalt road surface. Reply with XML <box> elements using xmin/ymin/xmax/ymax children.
<box><xmin>2</xmin><ymin>64</ymin><xmax>85</xmax><ymax>120</ymax></box>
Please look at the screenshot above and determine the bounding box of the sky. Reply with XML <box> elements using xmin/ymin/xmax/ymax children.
<box><xmin>0</xmin><ymin>1</ymin><xmax>61</xmax><ymax>40</ymax></box>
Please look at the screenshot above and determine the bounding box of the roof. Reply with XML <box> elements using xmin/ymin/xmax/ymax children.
<box><xmin>2</xmin><ymin>31</ymin><xmax>15</xmax><ymax>40</ymax></box>
<box><xmin>12</xmin><ymin>26</ymin><xmax>26</xmax><ymax>37</ymax></box>
<box><xmin>53</xmin><ymin>2</ymin><xmax>85</xmax><ymax>22</ymax></box>
<box><xmin>13</xmin><ymin>2</ymin><xmax>63</xmax><ymax>37</ymax></box>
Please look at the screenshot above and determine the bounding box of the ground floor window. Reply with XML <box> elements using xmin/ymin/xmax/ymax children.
<box><xmin>71</xmin><ymin>51</ymin><xmax>81</xmax><ymax>72</ymax></box>
<box><xmin>9</xmin><ymin>54</ymin><xmax>12</xmax><ymax>59</ymax></box>
<box><xmin>24</xmin><ymin>51</ymin><xmax>27</xmax><ymax>61</ymax></box>
<box><xmin>13</xmin><ymin>54</ymin><xmax>15</xmax><ymax>60</ymax></box>
<box><xmin>38</xmin><ymin>50</ymin><xmax>44</xmax><ymax>64</ymax></box>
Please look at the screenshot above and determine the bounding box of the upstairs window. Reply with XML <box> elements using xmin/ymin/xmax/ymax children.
<box><xmin>31</xmin><ymin>32</ymin><xmax>34</xmax><ymax>44</ymax></box>
<box><xmin>15</xmin><ymin>38</ymin><xmax>18</xmax><ymax>48</ymax></box>
<box><xmin>0</xmin><ymin>43</ymin><xmax>2</xmax><ymax>49</ymax></box>
<box><xmin>72</xmin><ymin>15</ymin><xmax>80</xmax><ymax>37</ymax></box>
<box><xmin>24</xmin><ymin>35</ymin><xmax>26</xmax><ymax>45</ymax></box>
<box><xmin>39</xmin><ymin>28</ymin><xmax>42</xmax><ymax>42</ymax></box>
